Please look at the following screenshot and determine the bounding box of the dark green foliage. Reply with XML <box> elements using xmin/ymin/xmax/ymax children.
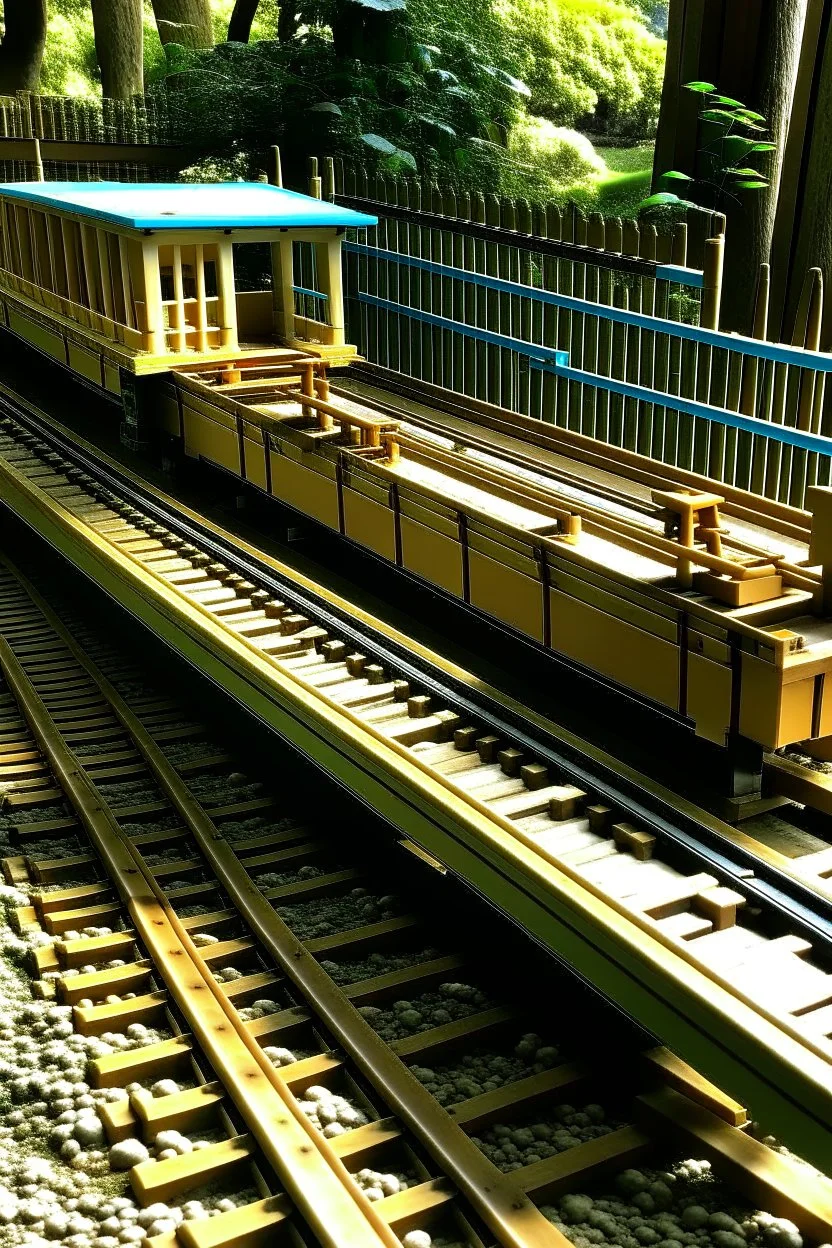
<box><xmin>643</xmin><ymin>82</ymin><xmax>777</xmax><ymax>217</ymax></box>
<box><xmin>149</xmin><ymin>0</ymin><xmax>528</xmax><ymax>187</ymax></box>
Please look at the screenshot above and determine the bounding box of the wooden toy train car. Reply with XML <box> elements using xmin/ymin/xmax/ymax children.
<box><xmin>0</xmin><ymin>179</ymin><xmax>376</xmax><ymax>440</ymax></box>
<box><xmin>4</xmin><ymin>179</ymin><xmax>832</xmax><ymax>776</ymax></box>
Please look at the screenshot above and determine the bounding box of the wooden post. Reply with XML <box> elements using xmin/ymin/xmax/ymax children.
<box><xmin>172</xmin><ymin>243</ymin><xmax>187</xmax><ymax>353</ymax></box>
<box><xmin>140</xmin><ymin>237</ymin><xmax>165</xmax><ymax>355</ymax></box>
<box><xmin>216</xmin><ymin>239</ymin><xmax>238</xmax><ymax>350</ymax></box>
<box><xmin>314</xmin><ymin>233</ymin><xmax>345</xmax><ymax>346</ymax></box>
<box><xmin>79</xmin><ymin>224</ymin><xmax>99</xmax><ymax>311</ymax></box>
<box><xmin>267</xmin><ymin>146</ymin><xmax>282</xmax><ymax>188</ymax></box>
<box><xmin>271</xmin><ymin>234</ymin><xmax>295</xmax><ymax>343</ymax></box>
<box><xmin>324</xmin><ymin>157</ymin><xmax>336</xmax><ymax>203</ymax></box>
<box><xmin>194</xmin><ymin>242</ymin><xmax>208</xmax><ymax>352</ymax></box>
<box><xmin>31</xmin><ymin>137</ymin><xmax>44</xmax><ymax>182</ymax></box>
<box><xmin>701</xmin><ymin>233</ymin><xmax>725</xmax><ymax>330</ymax></box>
<box><xmin>96</xmin><ymin>229</ymin><xmax>116</xmax><ymax>321</ymax></box>
<box><xmin>118</xmin><ymin>236</ymin><xmax>135</xmax><ymax>329</ymax></box>
<box><xmin>61</xmin><ymin>219</ymin><xmax>81</xmax><ymax>304</ymax></box>
<box><xmin>807</xmin><ymin>485</ymin><xmax>832</xmax><ymax>614</ymax></box>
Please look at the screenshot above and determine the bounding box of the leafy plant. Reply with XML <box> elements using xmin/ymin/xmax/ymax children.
<box><xmin>641</xmin><ymin>81</ymin><xmax>778</xmax><ymax>214</ymax></box>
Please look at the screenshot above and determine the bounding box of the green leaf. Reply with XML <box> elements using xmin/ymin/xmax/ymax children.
<box><xmin>725</xmin><ymin>166</ymin><xmax>762</xmax><ymax>177</ymax></box>
<box><xmin>385</xmin><ymin>148</ymin><xmax>418</xmax><ymax>172</ymax></box>
<box><xmin>482</xmin><ymin>65</ymin><xmax>531</xmax><ymax>96</ymax></box>
<box><xmin>308</xmin><ymin>101</ymin><xmax>342</xmax><ymax>115</ymax></box>
<box><xmin>701</xmin><ymin>108</ymin><xmax>740</xmax><ymax>122</ymax></box>
<box><xmin>684</xmin><ymin>80</ymin><xmax>715</xmax><ymax>93</ymax></box>
<box><xmin>750</xmin><ymin>141</ymin><xmax>777</xmax><ymax>152</ymax></box>
<box><xmin>640</xmin><ymin>192</ymin><xmax>683</xmax><ymax>206</ymax></box>
<box><xmin>713</xmin><ymin>94</ymin><xmax>744</xmax><ymax>107</ymax></box>
<box><xmin>722</xmin><ymin>136</ymin><xmax>756</xmax><ymax>158</ymax></box>
<box><xmin>360</xmin><ymin>132</ymin><xmax>398</xmax><ymax>155</ymax></box>
<box><xmin>736</xmin><ymin>108</ymin><xmax>766</xmax><ymax>122</ymax></box>
<box><xmin>735</xmin><ymin>179</ymin><xmax>769</xmax><ymax>189</ymax></box>
<box><xmin>662</xmin><ymin>170</ymin><xmax>692</xmax><ymax>181</ymax></box>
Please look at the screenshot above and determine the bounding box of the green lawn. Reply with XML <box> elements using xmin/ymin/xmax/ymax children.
<box><xmin>571</xmin><ymin>142</ymin><xmax>655</xmax><ymax>218</ymax></box>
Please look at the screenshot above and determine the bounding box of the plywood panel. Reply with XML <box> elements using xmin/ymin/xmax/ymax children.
<box><xmin>687</xmin><ymin>652</ymin><xmax>732</xmax><ymax>747</ymax></box>
<box><xmin>243</xmin><ymin>438</ymin><xmax>268</xmax><ymax>492</ymax></box>
<box><xmin>269</xmin><ymin>452</ymin><xmax>340</xmax><ymax>530</ymax></box>
<box><xmin>400</xmin><ymin>515</ymin><xmax>464</xmax><ymax>598</ymax></box>
<box><xmin>9</xmin><ymin>308</ymin><xmax>66</xmax><ymax>363</ymax></box>
<box><xmin>469</xmin><ymin>549</ymin><xmax>544</xmax><ymax>643</ymax></box>
<box><xmin>103</xmin><ymin>362</ymin><xmax>121</xmax><ymax>395</ymax></box>
<box><xmin>183</xmin><ymin>407</ymin><xmax>241</xmax><ymax>476</ymax></box>
<box><xmin>342</xmin><ymin>489</ymin><xmax>396</xmax><ymax>562</ymax></box>
<box><xmin>550</xmin><ymin>589</ymin><xmax>679</xmax><ymax>710</ymax></box>
<box><xmin>68</xmin><ymin>341</ymin><xmax>102</xmax><ymax>387</ymax></box>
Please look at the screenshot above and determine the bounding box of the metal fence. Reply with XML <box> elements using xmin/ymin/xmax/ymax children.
<box><xmin>304</xmin><ymin>159</ymin><xmax>831</xmax><ymax>509</ymax></box>
<box><xmin>0</xmin><ymin>92</ymin><xmax>186</xmax><ymax>183</ymax></box>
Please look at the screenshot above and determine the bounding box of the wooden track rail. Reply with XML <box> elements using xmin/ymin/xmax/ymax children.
<box><xmin>0</xmin><ymin>408</ymin><xmax>831</xmax><ymax>1164</ymax></box>
<box><xmin>1</xmin><ymin>554</ymin><xmax>832</xmax><ymax>1248</ymax></box>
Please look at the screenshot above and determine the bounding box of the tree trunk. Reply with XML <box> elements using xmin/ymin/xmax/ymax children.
<box><xmin>783</xmin><ymin>12</ymin><xmax>832</xmax><ymax>346</ymax></box>
<box><xmin>150</xmin><ymin>0</ymin><xmax>214</xmax><ymax>48</ymax></box>
<box><xmin>228</xmin><ymin>0</ymin><xmax>261</xmax><ymax>41</ymax></box>
<box><xmin>278</xmin><ymin>0</ymin><xmax>298</xmax><ymax>43</ymax></box>
<box><xmin>0</xmin><ymin>0</ymin><xmax>48</xmax><ymax>93</ymax></box>
<box><xmin>719</xmin><ymin>0</ymin><xmax>807</xmax><ymax>332</ymax></box>
<box><xmin>91</xmin><ymin>0</ymin><xmax>144</xmax><ymax>99</ymax></box>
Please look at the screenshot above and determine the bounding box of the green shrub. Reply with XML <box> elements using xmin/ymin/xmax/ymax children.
<box><xmin>505</xmin><ymin>115</ymin><xmax>606</xmax><ymax>195</ymax></box>
<box><xmin>496</xmin><ymin>0</ymin><xmax>665</xmax><ymax>138</ymax></box>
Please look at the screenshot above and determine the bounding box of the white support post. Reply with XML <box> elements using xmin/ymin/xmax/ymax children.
<box><xmin>194</xmin><ymin>242</ymin><xmax>208</xmax><ymax>353</ymax></box>
<box><xmin>315</xmin><ymin>232</ymin><xmax>345</xmax><ymax>346</ymax></box>
<box><xmin>271</xmin><ymin>234</ymin><xmax>295</xmax><ymax>343</ymax></box>
<box><xmin>140</xmin><ymin>237</ymin><xmax>165</xmax><ymax>355</ymax></box>
<box><xmin>216</xmin><ymin>239</ymin><xmax>238</xmax><ymax>350</ymax></box>
<box><xmin>172</xmin><ymin>243</ymin><xmax>187</xmax><ymax>353</ymax></box>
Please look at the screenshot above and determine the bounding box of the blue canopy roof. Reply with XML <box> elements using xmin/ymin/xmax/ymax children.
<box><xmin>0</xmin><ymin>181</ymin><xmax>377</xmax><ymax>231</ymax></box>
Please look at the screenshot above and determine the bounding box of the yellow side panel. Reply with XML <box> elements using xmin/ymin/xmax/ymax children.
<box><xmin>68</xmin><ymin>342</ymin><xmax>102</xmax><ymax>387</ymax></box>
<box><xmin>400</xmin><ymin>516</ymin><xmax>463</xmax><ymax>598</ymax></box>
<box><xmin>779</xmin><ymin>678</ymin><xmax>815</xmax><ymax>748</ymax></box>
<box><xmin>243</xmin><ymin>439</ymin><xmax>268</xmax><ymax>492</ymax></box>
<box><xmin>103</xmin><ymin>362</ymin><xmax>121</xmax><ymax>395</ymax></box>
<box><xmin>157</xmin><ymin>393</ymin><xmax>181</xmax><ymax>438</ymax></box>
<box><xmin>550</xmin><ymin>589</ymin><xmax>679</xmax><ymax>710</ymax></box>
<box><xmin>343</xmin><ymin>489</ymin><xmax>396</xmax><ymax>562</ymax></box>
<box><xmin>469</xmin><ymin>549</ymin><xmax>544</xmax><ymax>643</ymax></box>
<box><xmin>270</xmin><ymin>452</ymin><xmax>340</xmax><ymax>531</ymax></box>
<box><xmin>817</xmin><ymin>676</ymin><xmax>832</xmax><ymax>739</ymax></box>
<box><xmin>737</xmin><ymin>654</ymin><xmax>813</xmax><ymax>749</ymax></box>
<box><xmin>687</xmin><ymin>652</ymin><xmax>732</xmax><ymax>747</ymax></box>
<box><xmin>183</xmin><ymin>408</ymin><xmax>241</xmax><ymax>476</ymax></box>
<box><xmin>9</xmin><ymin>309</ymin><xmax>66</xmax><ymax>363</ymax></box>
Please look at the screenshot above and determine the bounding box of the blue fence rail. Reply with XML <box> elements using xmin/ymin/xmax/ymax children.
<box><xmin>343</xmin><ymin>229</ymin><xmax>830</xmax><ymax>510</ymax></box>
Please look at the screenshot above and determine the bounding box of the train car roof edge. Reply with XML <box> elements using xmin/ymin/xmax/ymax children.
<box><xmin>0</xmin><ymin>180</ymin><xmax>378</xmax><ymax>231</ymax></box>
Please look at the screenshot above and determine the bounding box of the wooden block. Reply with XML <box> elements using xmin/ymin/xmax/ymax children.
<box><xmin>176</xmin><ymin>1196</ymin><xmax>291</xmax><ymax>1248</ymax></box>
<box><xmin>73</xmin><ymin>992</ymin><xmax>167</xmax><ymax>1036</ymax></box>
<box><xmin>519</xmin><ymin>1125</ymin><xmax>652</xmax><ymax>1201</ymax></box>
<box><xmin>476</xmin><ymin>735</ymin><xmax>501</xmax><ymax>763</ymax></box>
<box><xmin>625</xmin><ymin>872</ymin><xmax>720</xmax><ymax>920</ymax></box>
<box><xmin>131</xmin><ymin>1134</ymin><xmax>252</xmax><ymax>1202</ymax></box>
<box><xmin>59</xmin><ymin>961</ymin><xmax>153</xmax><ymax>1005</ymax></box>
<box><xmin>520</xmin><ymin>762</ymin><xmax>549</xmax><ymax>789</ymax></box>
<box><xmin>377</xmin><ymin>1178</ymin><xmax>455</xmax><ymax>1232</ymax></box>
<box><xmin>587</xmin><ymin>804</ymin><xmax>611</xmax><ymax>831</ymax></box>
<box><xmin>91</xmin><ymin>1036</ymin><xmax>194</xmax><ymax>1089</ymax></box>
<box><xmin>133</xmin><ymin>1082</ymin><xmax>224</xmax><ymax>1139</ymax></box>
<box><xmin>694</xmin><ymin>885</ymin><xmax>746</xmax><ymax>931</ymax></box>
<box><xmin>612</xmin><ymin>822</ymin><xmax>656</xmax><ymax>861</ymax></box>
<box><xmin>498</xmin><ymin>747</ymin><xmax>524</xmax><ymax>776</ymax></box>
<box><xmin>548</xmin><ymin>786</ymin><xmax>588</xmax><ymax>820</ymax></box>
<box><xmin>454</xmin><ymin>726</ymin><xmax>479</xmax><ymax>751</ymax></box>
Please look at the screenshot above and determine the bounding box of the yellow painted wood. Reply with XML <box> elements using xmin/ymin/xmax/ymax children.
<box><xmin>400</xmin><ymin>516</ymin><xmax>464</xmax><ymax>598</ymax></box>
<box><xmin>342</xmin><ymin>489</ymin><xmax>397</xmax><ymax>562</ymax></box>
<box><xmin>637</xmin><ymin>1089</ymin><xmax>832</xmax><ymax>1240</ymax></box>
<box><xmin>8</xmin><ymin>307</ymin><xmax>66</xmax><ymax>363</ymax></box>
<box><xmin>687</xmin><ymin>652</ymin><xmax>732</xmax><ymax>747</ymax></box>
<box><xmin>131</xmin><ymin>1133</ymin><xmax>253</xmax><ymax>1202</ymax></box>
<box><xmin>270</xmin><ymin>452</ymin><xmax>340</xmax><ymax>530</ymax></box>
<box><xmin>469</xmin><ymin>549</ymin><xmax>544</xmax><ymax>642</ymax></box>
<box><xmin>67</xmin><ymin>341</ymin><xmax>103</xmax><ymax>387</ymax></box>
<box><xmin>518</xmin><ymin>1125</ymin><xmax>652</xmax><ymax>1201</ymax></box>
<box><xmin>183</xmin><ymin>408</ymin><xmax>241</xmax><ymax>476</ymax></box>
<box><xmin>550</xmin><ymin>589</ymin><xmax>679</xmax><ymax>711</ymax></box>
<box><xmin>177</xmin><ymin>1196</ymin><xmax>291</xmax><ymax>1248</ymax></box>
